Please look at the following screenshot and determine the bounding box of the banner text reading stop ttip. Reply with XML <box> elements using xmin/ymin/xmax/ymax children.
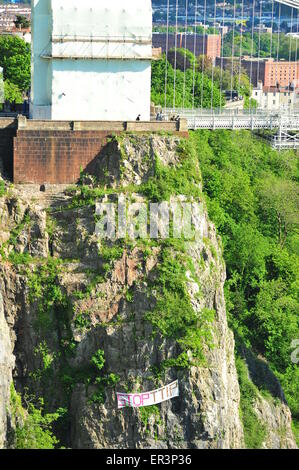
<box><xmin>117</xmin><ymin>380</ymin><xmax>179</xmax><ymax>408</ymax></box>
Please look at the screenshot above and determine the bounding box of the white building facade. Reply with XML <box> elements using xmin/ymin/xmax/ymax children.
<box><xmin>252</xmin><ymin>82</ymin><xmax>296</xmax><ymax>111</ymax></box>
<box><xmin>30</xmin><ymin>0</ymin><xmax>152</xmax><ymax>121</ymax></box>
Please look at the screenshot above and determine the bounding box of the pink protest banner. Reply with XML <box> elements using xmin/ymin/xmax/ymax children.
<box><xmin>117</xmin><ymin>380</ymin><xmax>179</xmax><ymax>409</ymax></box>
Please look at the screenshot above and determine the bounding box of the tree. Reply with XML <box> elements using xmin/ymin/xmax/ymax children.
<box><xmin>190</xmin><ymin>129</ymin><xmax>299</xmax><ymax>441</ymax></box>
<box><xmin>14</xmin><ymin>15</ymin><xmax>30</xmax><ymax>29</ymax></box>
<box><xmin>0</xmin><ymin>35</ymin><xmax>31</xmax><ymax>92</ymax></box>
<box><xmin>257</xmin><ymin>176</ymin><xmax>299</xmax><ymax>247</ymax></box>
<box><xmin>4</xmin><ymin>80</ymin><xmax>23</xmax><ymax>104</ymax></box>
<box><xmin>151</xmin><ymin>53</ymin><xmax>224</xmax><ymax>109</ymax></box>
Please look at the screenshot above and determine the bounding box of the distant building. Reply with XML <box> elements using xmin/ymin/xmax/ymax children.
<box><xmin>152</xmin><ymin>33</ymin><xmax>221</xmax><ymax>60</ymax></box>
<box><xmin>31</xmin><ymin>0</ymin><xmax>152</xmax><ymax>121</ymax></box>
<box><xmin>264</xmin><ymin>60</ymin><xmax>299</xmax><ymax>88</ymax></box>
<box><xmin>253</xmin><ymin>25</ymin><xmax>272</xmax><ymax>35</ymax></box>
<box><xmin>252</xmin><ymin>81</ymin><xmax>296</xmax><ymax>111</ymax></box>
<box><xmin>216</xmin><ymin>57</ymin><xmax>299</xmax><ymax>89</ymax></box>
<box><xmin>219</xmin><ymin>25</ymin><xmax>229</xmax><ymax>36</ymax></box>
<box><xmin>216</xmin><ymin>57</ymin><xmax>267</xmax><ymax>87</ymax></box>
<box><xmin>0</xmin><ymin>3</ymin><xmax>31</xmax><ymax>33</ymax></box>
<box><xmin>152</xmin><ymin>47</ymin><xmax>162</xmax><ymax>59</ymax></box>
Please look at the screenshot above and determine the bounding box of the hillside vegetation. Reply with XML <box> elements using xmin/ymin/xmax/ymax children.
<box><xmin>191</xmin><ymin>130</ymin><xmax>299</xmax><ymax>443</ymax></box>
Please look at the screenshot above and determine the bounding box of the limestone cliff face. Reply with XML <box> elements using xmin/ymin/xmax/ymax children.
<box><xmin>0</xmin><ymin>136</ymin><xmax>296</xmax><ymax>449</ymax></box>
<box><xmin>0</xmin><ymin>292</ymin><xmax>15</xmax><ymax>447</ymax></box>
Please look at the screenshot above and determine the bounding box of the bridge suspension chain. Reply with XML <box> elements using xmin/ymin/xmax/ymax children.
<box><xmin>275</xmin><ymin>0</ymin><xmax>299</xmax><ymax>9</ymax></box>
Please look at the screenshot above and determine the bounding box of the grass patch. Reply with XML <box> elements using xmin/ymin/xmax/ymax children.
<box><xmin>235</xmin><ymin>356</ymin><xmax>267</xmax><ymax>449</ymax></box>
<box><xmin>146</xmin><ymin>243</ymin><xmax>215</xmax><ymax>370</ymax></box>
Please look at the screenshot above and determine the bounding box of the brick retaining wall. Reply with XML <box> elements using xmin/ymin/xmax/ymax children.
<box><xmin>14</xmin><ymin>130</ymin><xmax>112</xmax><ymax>184</ymax></box>
<box><xmin>0</xmin><ymin>117</ymin><xmax>188</xmax><ymax>184</ymax></box>
<box><xmin>0</xmin><ymin>119</ymin><xmax>17</xmax><ymax>179</ymax></box>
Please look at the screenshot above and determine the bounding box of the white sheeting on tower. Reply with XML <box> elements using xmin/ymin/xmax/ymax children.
<box><xmin>30</xmin><ymin>0</ymin><xmax>152</xmax><ymax>121</ymax></box>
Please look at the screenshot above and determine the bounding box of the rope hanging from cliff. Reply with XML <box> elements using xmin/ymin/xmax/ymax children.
<box><xmin>192</xmin><ymin>0</ymin><xmax>198</xmax><ymax>110</ymax></box>
<box><xmin>183</xmin><ymin>0</ymin><xmax>189</xmax><ymax>109</ymax></box>
<box><xmin>173</xmin><ymin>0</ymin><xmax>179</xmax><ymax>109</ymax></box>
<box><xmin>164</xmin><ymin>0</ymin><xmax>170</xmax><ymax>112</ymax></box>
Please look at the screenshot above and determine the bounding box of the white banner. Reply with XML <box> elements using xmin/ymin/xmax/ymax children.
<box><xmin>117</xmin><ymin>380</ymin><xmax>179</xmax><ymax>409</ymax></box>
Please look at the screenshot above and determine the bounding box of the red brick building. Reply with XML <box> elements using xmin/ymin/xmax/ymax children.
<box><xmin>264</xmin><ymin>60</ymin><xmax>299</xmax><ymax>88</ymax></box>
<box><xmin>152</xmin><ymin>33</ymin><xmax>221</xmax><ymax>60</ymax></box>
<box><xmin>216</xmin><ymin>57</ymin><xmax>299</xmax><ymax>89</ymax></box>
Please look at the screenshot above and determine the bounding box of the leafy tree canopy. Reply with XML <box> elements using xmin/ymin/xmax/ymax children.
<box><xmin>0</xmin><ymin>35</ymin><xmax>31</xmax><ymax>92</ymax></box>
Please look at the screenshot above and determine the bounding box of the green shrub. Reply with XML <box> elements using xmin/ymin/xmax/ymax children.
<box><xmin>140</xmin><ymin>141</ymin><xmax>201</xmax><ymax>202</ymax></box>
<box><xmin>0</xmin><ymin>180</ymin><xmax>6</xmax><ymax>197</ymax></box>
<box><xmin>27</xmin><ymin>258</ymin><xmax>67</xmax><ymax>331</ymax></box>
<box><xmin>235</xmin><ymin>356</ymin><xmax>267</xmax><ymax>449</ymax></box>
<box><xmin>146</xmin><ymin>245</ymin><xmax>215</xmax><ymax>367</ymax></box>
<box><xmin>10</xmin><ymin>385</ymin><xmax>64</xmax><ymax>449</ymax></box>
<box><xmin>191</xmin><ymin>129</ymin><xmax>299</xmax><ymax>436</ymax></box>
<box><xmin>139</xmin><ymin>405</ymin><xmax>161</xmax><ymax>431</ymax></box>
<box><xmin>91</xmin><ymin>349</ymin><xmax>105</xmax><ymax>372</ymax></box>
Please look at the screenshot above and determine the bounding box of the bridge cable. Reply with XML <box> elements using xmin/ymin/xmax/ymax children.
<box><xmin>164</xmin><ymin>0</ymin><xmax>170</xmax><ymax>112</ymax></box>
<box><xmin>192</xmin><ymin>0</ymin><xmax>198</xmax><ymax>110</ymax></box>
<box><xmin>256</xmin><ymin>0</ymin><xmax>263</xmax><ymax>93</ymax></box>
<box><xmin>288</xmin><ymin>7</ymin><xmax>294</xmax><ymax>91</ymax></box>
<box><xmin>200</xmin><ymin>0</ymin><xmax>206</xmax><ymax>112</ymax></box>
<box><xmin>295</xmin><ymin>9</ymin><xmax>299</xmax><ymax>109</ymax></box>
<box><xmin>183</xmin><ymin>0</ymin><xmax>189</xmax><ymax>109</ymax></box>
<box><xmin>238</xmin><ymin>0</ymin><xmax>245</xmax><ymax>99</ymax></box>
<box><xmin>249</xmin><ymin>0</ymin><xmax>256</xmax><ymax>111</ymax></box>
<box><xmin>211</xmin><ymin>0</ymin><xmax>218</xmax><ymax>110</ymax></box>
<box><xmin>219</xmin><ymin>0</ymin><xmax>226</xmax><ymax>111</ymax></box>
<box><xmin>270</xmin><ymin>0</ymin><xmax>275</xmax><ymax>59</ymax></box>
<box><xmin>173</xmin><ymin>0</ymin><xmax>179</xmax><ymax>110</ymax></box>
<box><xmin>295</xmin><ymin>8</ymin><xmax>299</xmax><ymax>65</ymax></box>
<box><xmin>230</xmin><ymin>0</ymin><xmax>237</xmax><ymax>103</ymax></box>
<box><xmin>275</xmin><ymin>2</ymin><xmax>282</xmax><ymax>88</ymax></box>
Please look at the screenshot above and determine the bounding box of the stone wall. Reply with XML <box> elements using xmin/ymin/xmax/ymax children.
<box><xmin>0</xmin><ymin>120</ymin><xmax>17</xmax><ymax>179</ymax></box>
<box><xmin>0</xmin><ymin>117</ymin><xmax>188</xmax><ymax>185</ymax></box>
<box><xmin>13</xmin><ymin>130</ymin><xmax>112</xmax><ymax>184</ymax></box>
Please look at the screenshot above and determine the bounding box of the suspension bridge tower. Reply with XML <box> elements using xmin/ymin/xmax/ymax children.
<box><xmin>30</xmin><ymin>0</ymin><xmax>152</xmax><ymax>121</ymax></box>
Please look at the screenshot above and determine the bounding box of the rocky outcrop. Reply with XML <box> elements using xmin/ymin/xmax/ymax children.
<box><xmin>0</xmin><ymin>135</ymin><xmax>296</xmax><ymax>449</ymax></box>
<box><xmin>66</xmin><ymin>207</ymin><xmax>243</xmax><ymax>449</ymax></box>
<box><xmin>0</xmin><ymin>292</ymin><xmax>15</xmax><ymax>447</ymax></box>
<box><xmin>254</xmin><ymin>398</ymin><xmax>296</xmax><ymax>449</ymax></box>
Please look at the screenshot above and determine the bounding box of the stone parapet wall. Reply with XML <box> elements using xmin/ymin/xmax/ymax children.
<box><xmin>8</xmin><ymin>117</ymin><xmax>188</xmax><ymax>184</ymax></box>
